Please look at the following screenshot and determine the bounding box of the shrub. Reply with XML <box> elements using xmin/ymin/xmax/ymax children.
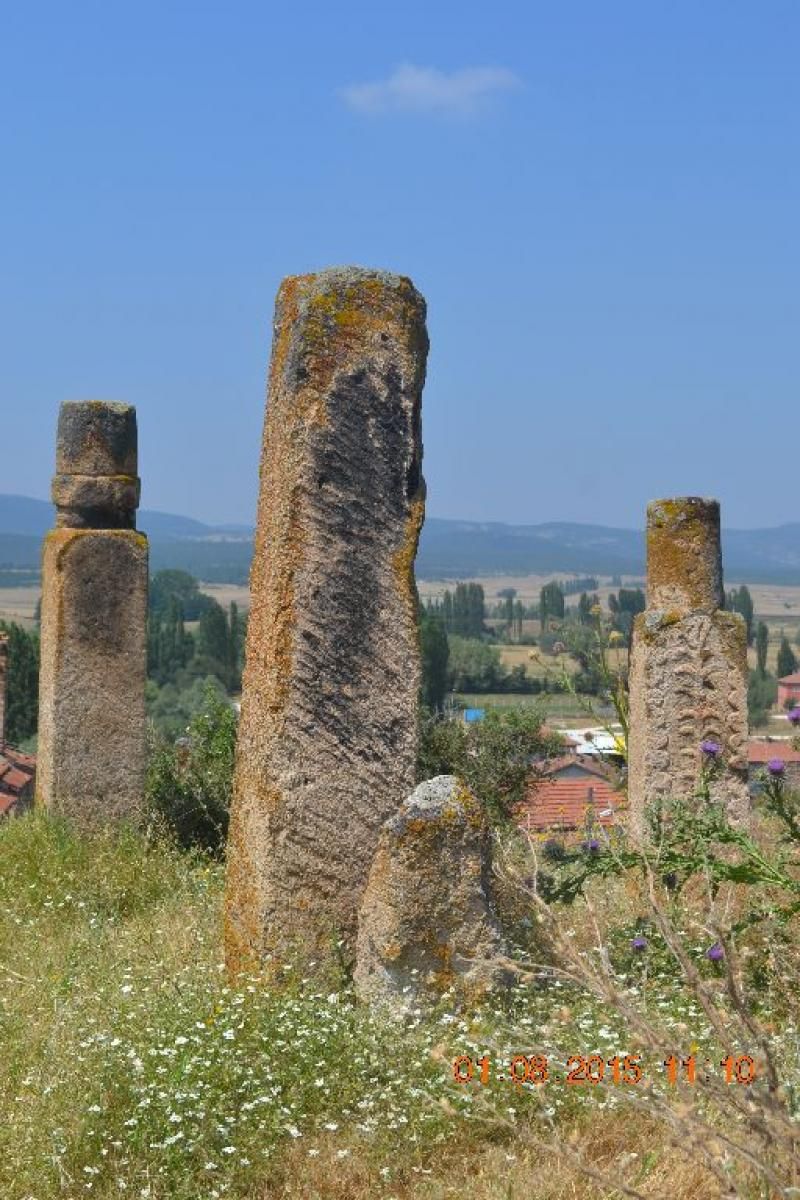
<box><xmin>145</xmin><ymin>683</ymin><xmax>237</xmax><ymax>854</ymax></box>
<box><xmin>417</xmin><ymin>706</ymin><xmax>562</xmax><ymax>824</ymax></box>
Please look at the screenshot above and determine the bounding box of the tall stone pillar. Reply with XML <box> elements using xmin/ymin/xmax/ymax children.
<box><xmin>628</xmin><ymin>498</ymin><xmax>749</xmax><ymax>833</ymax></box>
<box><xmin>37</xmin><ymin>401</ymin><xmax>148</xmax><ymax>824</ymax></box>
<box><xmin>225</xmin><ymin>267</ymin><xmax>428</xmax><ymax>974</ymax></box>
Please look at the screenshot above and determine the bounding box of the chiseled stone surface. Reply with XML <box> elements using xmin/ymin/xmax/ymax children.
<box><xmin>37</xmin><ymin>402</ymin><xmax>148</xmax><ymax>824</ymax></box>
<box><xmin>628</xmin><ymin>498</ymin><xmax>749</xmax><ymax>832</ymax></box>
<box><xmin>54</xmin><ymin>400</ymin><xmax>140</xmax><ymax>529</ymax></box>
<box><xmin>354</xmin><ymin>776</ymin><xmax>508</xmax><ymax>1012</ymax></box>
<box><xmin>225</xmin><ymin>267</ymin><xmax>428</xmax><ymax>974</ymax></box>
<box><xmin>646</xmin><ymin>496</ymin><xmax>723</xmax><ymax>613</ymax></box>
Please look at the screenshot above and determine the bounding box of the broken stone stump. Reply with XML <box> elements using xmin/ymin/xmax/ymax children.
<box><xmin>225</xmin><ymin>267</ymin><xmax>428</xmax><ymax>975</ymax></box>
<box><xmin>37</xmin><ymin>401</ymin><xmax>148</xmax><ymax>825</ymax></box>
<box><xmin>628</xmin><ymin>497</ymin><xmax>749</xmax><ymax>833</ymax></box>
<box><xmin>354</xmin><ymin>776</ymin><xmax>508</xmax><ymax>1012</ymax></box>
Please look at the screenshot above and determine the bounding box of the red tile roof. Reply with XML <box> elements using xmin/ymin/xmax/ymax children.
<box><xmin>0</xmin><ymin>744</ymin><xmax>36</xmax><ymax>815</ymax></box>
<box><xmin>778</xmin><ymin>674</ymin><xmax>800</xmax><ymax>685</ymax></box>
<box><xmin>539</xmin><ymin>755</ymin><xmax>613</xmax><ymax>781</ymax></box>
<box><xmin>748</xmin><ymin>740</ymin><xmax>800</xmax><ymax>764</ymax></box>
<box><xmin>517</xmin><ymin>777</ymin><xmax>626</xmax><ymax>832</ymax></box>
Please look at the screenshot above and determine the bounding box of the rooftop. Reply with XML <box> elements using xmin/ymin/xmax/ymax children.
<box><xmin>517</xmin><ymin>776</ymin><xmax>626</xmax><ymax>832</ymax></box>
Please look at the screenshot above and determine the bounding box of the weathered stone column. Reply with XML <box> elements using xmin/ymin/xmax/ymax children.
<box><xmin>355</xmin><ymin>776</ymin><xmax>509</xmax><ymax>1013</ymax></box>
<box><xmin>37</xmin><ymin>401</ymin><xmax>148</xmax><ymax>824</ymax></box>
<box><xmin>225</xmin><ymin>267</ymin><xmax>428</xmax><ymax>974</ymax></box>
<box><xmin>628</xmin><ymin>498</ymin><xmax>749</xmax><ymax>832</ymax></box>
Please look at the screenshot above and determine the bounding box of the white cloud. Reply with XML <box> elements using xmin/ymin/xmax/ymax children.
<box><xmin>341</xmin><ymin>63</ymin><xmax>522</xmax><ymax>117</ymax></box>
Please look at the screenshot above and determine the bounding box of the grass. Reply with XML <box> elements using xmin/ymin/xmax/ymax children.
<box><xmin>0</xmin><ymin>811</ymin><xmax>796</xmax><ymax>1199</ymax></box>
<box><xmin>455</xmin><ymin>692</ymin><xmax>617</xmax><ymax>729</ymax></box>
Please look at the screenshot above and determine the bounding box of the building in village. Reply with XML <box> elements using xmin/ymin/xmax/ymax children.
<box><xmin>747</xmin><ymin>738</ymin><xmax>800</xmax><ymax>792</ymax></box>
<box><xmin>517</xmin><ymin>746</ymin><xmax>626</xmax><ymax>839</ymax></box>
<box><xmin>517</xmin><ymin>723</ymin><xmax>800</xmax><ymax>833</ymax></box>
<box><xmin>777</xmin><ymin>673</ymin><xmax>800</xmax><ymax>711</ymax></box>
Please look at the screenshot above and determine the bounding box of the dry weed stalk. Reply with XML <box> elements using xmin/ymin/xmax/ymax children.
<box><xmin>489</xmin><ymin>828</ymin><xmax>800</xmax><ymax>1199</ymax></box>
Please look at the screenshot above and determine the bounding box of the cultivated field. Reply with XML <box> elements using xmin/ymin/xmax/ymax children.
<box><xmin>0</xmin><ymin>585</ymin><xmax>40</xmax><ymax>629</ymax></box>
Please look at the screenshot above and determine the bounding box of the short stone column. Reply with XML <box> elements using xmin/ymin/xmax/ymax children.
<box><xmin>354</xmin><ymin>776</ymin><xmax>508</xmax><ymax>1013</ymax></box>
<box><xmin>628</xmin><ymin>498</ymin><xmax>749</xmax><ymax>831</ymax></box>
<box><xmin>37</xmin><ymin>402</ymin><xmax>148</xmax><ymax>824</ymax></box>
<box><xmin>225</xmin><ymin>267</ymin><xmax>428</xmax><ymax>974</ymax></box>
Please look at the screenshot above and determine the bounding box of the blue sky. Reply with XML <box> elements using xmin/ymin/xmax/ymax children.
<box><xmin>2</xmin><ymin>1</ymin><xmax>798</xmax><ymax>529</ymax></box>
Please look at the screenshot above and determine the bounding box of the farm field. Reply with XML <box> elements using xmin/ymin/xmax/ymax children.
<box><xmin>454</xmin><ymin>690</ymin><xmax>616</xmax><ymax>729</ymax></box>
<box><xmin>0</xmin><ymin>584</ymin><xmax>40</xmax><ymax>629</ymax></box>
<box><xmin>4</xmin><ymin>574</ymin><xmax>800</xmax><ymax>702</ymax></box>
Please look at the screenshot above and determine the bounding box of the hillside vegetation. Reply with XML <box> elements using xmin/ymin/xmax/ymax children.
<box><xmin>1</xmin><ymin>798</ymin><xmax>798</xmax><ymax>1199</ymax></box>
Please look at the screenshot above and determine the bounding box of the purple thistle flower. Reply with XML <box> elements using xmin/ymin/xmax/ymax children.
<box><xmin>700</xmin><ymin>740</ymin><xmax>721</xmax><ymax>758</ymax></box>
<box><xmin>583</xmin><ymin>838</ymin><xmax>601</xmax><ymax>853</ymax></box>
<box><xmin>767</xmin><ymin>758</ymin><xmax>785</xmax><ymax>777</ymax></box>
<box><xmin>706</xmin><ymin>942</ymin><xmax>724</xmax><ymax>962</ymax></box>
<box><xmin>788</xmin><ymin>708</ymin><xmax>800</xmax><ymax>726</ymax></box>
<box><xmin>631</xmin><ymin>935</ymin><xmax>648</xmax><ymax>952</ymax></box>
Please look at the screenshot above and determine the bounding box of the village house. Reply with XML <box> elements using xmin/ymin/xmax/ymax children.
<box><xmin>0</xmin><ymin>634</ymin><xmax>36</xmax><ymax>818</ymax></box>
<box><xmin>517</xmin><ymin>748</ymin><xmax>626</xmax><ymax>839</ymax></box>
<box><xmin>777</xmin><ymin>673</ymin><xmax>800</xmax><ymax>710</ymax></box>
<box><xmin>518</xmin><ymin>723</ymin><xmax>800</xmax><ymax>833</ymax></box>
<box><xmin>747</xmin><ymin>738</ymin><xmax>800</xmax><ymax>792</ymax></box>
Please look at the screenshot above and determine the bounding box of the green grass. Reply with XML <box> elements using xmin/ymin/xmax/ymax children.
<box><xmin>455</xmin><ymin>692</ymin><xmax>616</xmax><ymax>724</ymax></box>
<box><xmin>0</xmin><ymin>812</ymin><xmax>795</xmax><ymax>1199</ymax></box>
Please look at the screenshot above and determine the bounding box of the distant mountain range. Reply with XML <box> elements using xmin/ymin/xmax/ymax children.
<box><xmin>4</xmin><ymin>493</ymin><xmax>800</xmax><ymax>584</ymax></box>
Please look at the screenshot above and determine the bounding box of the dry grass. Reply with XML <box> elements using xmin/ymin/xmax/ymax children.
<box><xmin>261</xmin><ymin>1111</ymin><xmax>723</xmax><ymax>1199</ymax></box>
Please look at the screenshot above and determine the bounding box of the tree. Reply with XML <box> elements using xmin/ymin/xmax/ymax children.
<box><xmin>513</xmin><ymin>599</ymin><xmax>525</xmax><ymax>641</ymax></box>
<box><xmin>149</xmin><ymin>570</ymin><xmax>212</xmax><ymax>620</ymax></box>
<box><xmin>577</xmin><ymin>592</ymin><xmax>593</xmax><ymax>625</ymax></box>
<box><xmin>729</xmin><ymin>586</ymin><xmax>755</xmax><ymax>645</ymax></box>
<box><xmin>429</xmin><ymin>583</ymin><xmax>485</xmax><ymax>639</ymax></box>
<box><xmin>447</xmin><ymin>637</ymin><xmax>504</xmax><ymax>692</ymax></box>
<box><xmin>147</xmin><ymin>596</ymin><xmax>193</xmax><ymax>686</ymax></box>
<box><xmin>419</xmin><ymin>611</ymin><xmax>449</xmax><ymax>712</ymax></box>
<box><xmin>777</xmin><ymin>636</ymin><xmax>797</xmax><ymax>680</ymax></box>
<box><xmin>539</xmin><ymin>581</ymin><xmax>565</xmax><ymax>630</ymax></box>
<box><xmin>497</xmin><ymin>588</ymin><xmax>516</xmax><ymax>636</ymax></box>
<box><xmin>0</xmin><ymin>621</ymin><xmax>39</xmax><ymax>745</ymax></box>
<box><xmin>228</xmin><ymin>602</ymin><xmax>246</xmax><ymax>691</ymax></box>
<box><xmin>145</xmin><ymin>682</ymin><xmax>237</xmax><ymax>853</ymax></box>
<box><xmin>748</xmin><ymin>669</ymin><xmax>777</xmax><ymax>728</ymax></box>
<box><xmin>756</xmin><ymin>622</ymin><xmax>769</xmax><ymax>677</ymax></box>
<box><xmin>416</xmin><ymin>706</ymin><xmax>563</xmax><ymax>824</ymax></box>
<box><xmin>616</xmin><ymin>588</ymin><xmax>645</xmax><ymax>616</ymax></box>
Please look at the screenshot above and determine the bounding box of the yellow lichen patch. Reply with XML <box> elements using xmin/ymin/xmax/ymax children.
<box><xmin>268</xmin><ymin>274</ymin><xmax>305</xmax><ymax>397</ymax></box>
<box><xmin>224</xmin><ymin>783</ymin><xmax>282</xmax><ymax>977</ymax></box>
<box><xmin>286</xmin><ymin>274</ymin><xmax>423</xmax><ymax>423</ymax></box>
<box><xmin>647</xmin><ymin>498</ymin><xmax>721</xmax><ymax>612</ymax></box>
<box><xmin>392</xmin><ymin>493</ymin><xmax>425</xmax><ymax>624</ymax></box>
<box><xmin>383</xmin><ymin>941</ymin><xmax>402</xmax><ymax>962</ymax></box>
<box><xmin>453</xmin><ymin>779</ymin><xmax>486</xmax><ymax>831</ymax></box>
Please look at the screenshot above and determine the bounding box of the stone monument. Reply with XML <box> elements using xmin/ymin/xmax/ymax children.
<box><xmin>37</xmin><ymin>401</ymin><xmax>148</xmax><ymax>824</ymax></box>
<box><xmin>354</xmin><ymin>776</ymin><xmax>509</xmax><ymax>1012</ymax></box>
<box><xmin>628</xmin><ymin>497</ymin><xmax>749</xmax><ymax>832</ymax></box>
<box><xmin>225</xmin><ymin>267</ymin><xmax>428</xmax><ymax>974</ymax></box>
